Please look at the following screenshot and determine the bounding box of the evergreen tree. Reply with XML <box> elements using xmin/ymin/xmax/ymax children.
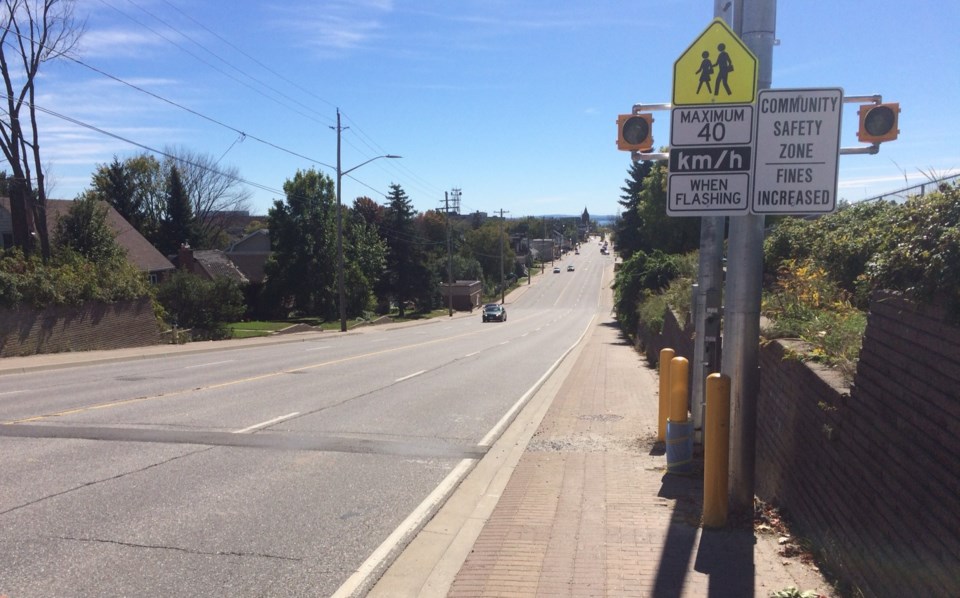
<box><xmin>614</xmin><ymin>160</ymin><xmax>653</xmax><ymax>260</ymax></box>
<box><xmin>158</xmin><ymin>165</ymin><xmax>200</xmax><ymax>256</ymax></box>
<box><xmin>615</xmin><ymin>161</ymin><xmax>701</xmax><ymax>257</ymax></box>
<box><xmin>636</xmin><ymin>162</ymin><xmax>701</xmax><ymax>254</ymax></box>
<box><xmin>380</xmin><ymin>184</ymin><xmax>431</xmax><ymax>317</ymax></box>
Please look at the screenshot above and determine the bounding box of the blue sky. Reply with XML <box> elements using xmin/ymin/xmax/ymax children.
<box><xmin>33</xmin><ymin>0</ymin><xmax>960</xmax><ymax>218</ymax></box>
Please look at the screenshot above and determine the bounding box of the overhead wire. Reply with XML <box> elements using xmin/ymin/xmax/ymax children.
<box><xmin>95</xmin><ymin>0</ymin><xmax>334</xmax><ymax>129</ymax></box>
<box><xmin>4</xmin><ymin>3</ymin><xmax>447</xmax><ymax>219</ymax></box>
<box><xmin>111</xmin><ymin>0</ymin><xmax>439</xmax><ymax>199</ymax></box>
<box><xmin>95</xmin><ymin>0</ymin><xmax>434</xmax><ymax>201</ymax></box>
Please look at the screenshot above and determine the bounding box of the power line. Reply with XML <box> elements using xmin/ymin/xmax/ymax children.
<box><xmin>96</xmin><ymin>0</ymin><xmax>334</xmax><ymax>129</ymax></box>
<box><xmin>0</xmin><ymin>9</ymin><xmax>444</xmax><ymax>208</ymax></box>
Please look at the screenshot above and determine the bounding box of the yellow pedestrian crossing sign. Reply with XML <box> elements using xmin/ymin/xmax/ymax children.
<box><xmin>673</xmin><ymin>18</ymin><xmax>757</xmax><ymax>106</ymax></box>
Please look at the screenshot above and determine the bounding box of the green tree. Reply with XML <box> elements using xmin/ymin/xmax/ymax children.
<box><xmin>161</xmin><ymin>146</ymin><xmax>252</xmax><ymax>247</ymax></box>
<box><xmin>53</xmin><ymin>194</ymin><xmax>124</xmax><ymax>263</ymax></box>
<box><xmin>158</xmin><ymin>165</ymin><xmax>200</xmax><ymax>256</ymax></box>
<box><xmin>343</xmin><ymin>208</ymin><xmax>387</xmax><ymax>316</ymax></box>
<box><xmin>90</xmin><ymin>158</ymin><xmax>139</xmax><ymax>230</ymax></box>
<box><xmin>88</xmin><ymin>153</ymin><xmax>166</xmax><ymax>245</ymax></box>
<box><xmin>380</xmin><ymin>184</ymin><xmax>432</xmax><ymax>316</ymax></box>
<box><xmin>462</xmin><ymin>220</ymin><xmax>516</xmax><ymax>294</ymax></box>
<box><xmin>155</xmin><ymin>270</ymin><xmax>245</xmax><ymax>339</ymax></box>
<box><xmin>614</xmin><ymin>160</ymin><xmax>654</xmax><ymax>260</ymax></box>
<box><xmin>263</xmin><ymin>169</ymin><xmax>337</xmax><ymax>318</ymax></box>
<box><xmin>635</xmin><ymin>162</ymin><xmax>701</xmax><ymax>254</ymax></box>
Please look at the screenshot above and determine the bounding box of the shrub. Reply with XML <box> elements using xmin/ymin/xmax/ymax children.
<box><xmin>155</xmin><ymin>271</ymin><xmax>245</xmax><ymax>339</ymax></box>
<box><xmin>614</xmin><ymin>250</ymin><xmax>695</xmax><ymax>337</ymax></box>
<box><xmin>763</xmin><ymin>201</ymin><xmax>900</xmax><ymax>307</ymax></box>
<box><xmin>761</xmin><ymin>258</ymin><xmax>866</xmax><ymax>379</ymax></box>
<box><xmin>867</xmin><ymin>182</ymin><xmax>960</xmax><ymax>318</ymax></box>
<box><xmin>0</xmin><ymin>248</ymin><xmax>149</xmax><ymax>310</ymax></box>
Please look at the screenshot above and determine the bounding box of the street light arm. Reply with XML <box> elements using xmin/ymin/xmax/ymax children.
<box><xmin>341</xmin><ymin>154</ymin><xmax>402</xmax><ymax>177</ymax></box>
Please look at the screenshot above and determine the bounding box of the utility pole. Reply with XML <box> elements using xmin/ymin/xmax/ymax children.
<box><xmin>444</xmin><ymin>190</ymin><xmax>455</xmax><ymax>317</ymax></box>
<box><xmin>498</xmin><ymin>209</ymin><xmax>509</xmax><ymax>303</ymax></box>
<box><xmin>334</xmin><ymin>109</ymin><xmax>348</xmax><ymax>333</ymax></box>
<box><xmin>542</xmin><ymin>216</ymin><xmax>546</xmax><ymax>272</ymax></box>
<box><xmin>723</xmin><ymin>0</ymin><xmax>775</xmax><ymax>517</ymax></box>
<box><xmin>331</xmin><ymin>108</ymin><xmax>401</xmax><ymax>332</ymax></box>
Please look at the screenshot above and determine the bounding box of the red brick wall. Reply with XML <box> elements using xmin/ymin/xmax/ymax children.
<box><xmin>643</xmin><ymin>293</ymin><xmax>959</xmax><ymax>597</ymax></box>
<box><xmin>0</xmin><ymin>297</ymin><xmax>160</xmax><ymax>357</ymax></box>
<box><xmin>756</xmin><ymin>292</ymin><xmax>959</xmax><ymax>598</ymax></box>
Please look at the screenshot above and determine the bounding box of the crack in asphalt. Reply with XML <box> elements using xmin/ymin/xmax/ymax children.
<box><xmin>0</xmin><ymin>447</ymin><xmax>213</xmax><ymax>517</ymax></box>
<box><xmin>55</xmin><ymin>535</ymin><xmax>302</xmax><ymax>561</ymax></box>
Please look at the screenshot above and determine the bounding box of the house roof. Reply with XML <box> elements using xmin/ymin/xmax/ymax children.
<box><xmin>0</xmin><ymin>198</ymin><xmax>174</xmax><ymax>275</ymax></box>
<box><xmin>189</xmin><ymin>249</ymin><xmax>249</xmax><ymax>283</ymax></box>
<box><xmin>226</xmin><ymin>252</ymin><xmax>267</xmax><ymax>284</ymax></box>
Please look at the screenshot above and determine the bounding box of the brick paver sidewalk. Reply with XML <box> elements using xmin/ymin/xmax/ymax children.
<box><xmin>446</xmin><ymin>315</ymin><xmax>832</xmax><ymax>597</ymax></box>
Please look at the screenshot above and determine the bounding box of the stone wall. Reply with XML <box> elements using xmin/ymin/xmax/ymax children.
<box><xmin>0</xmin><ymin>297</ymin><xmax>160</xmax><ymax>357</ymax></box>
<box><xmin>646</xmin><ymin>292</ymin><xmax>959</xmax><ymax>597</ymax></box>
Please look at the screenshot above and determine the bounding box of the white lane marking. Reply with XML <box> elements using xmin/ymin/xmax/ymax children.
<box><xmin>0</xmin><ymin>390</ymin><xmax>24</xmax><ymax>396</ymax></box>
<box><xmin>232</xmin><ymin>412</ymin><xmax>299</xmax><ymax>434</ymax></box>
<box><xmin>499</xmin><ymin>341</ymin><xmax>509</xmax><ymax>346</ymax></box>
<box><xmin>479</xmin><ymin>314</ymin><xmax>595</xmax><ymax>447</ymax></box>
<box><xmin>396</xmin><ymin>370</ymin><xmax>427</xmax><ymax>382</ymax></box>
<box><xmin>464</xmin><ymin>351</ymin><xmax>481</xmax><ymax>358</ymax></box>
<box><xmin>521</xmin><ymin>333</ymin><xmax>529</xmax><ymax>338</ymax></box>
<box><xmin>330</xmin><ymin>458</ymin><xmax>476</xmax><ymax>598</ymax></box>
<box><xmin>305</xmin><ymin>345</ymin><xmax>332</xmax><ymax>351</ymax></box>
<box><xmin>185</xmin><ymin>360</ymin><xmax>236</xmax><ymax>369</ymax></box>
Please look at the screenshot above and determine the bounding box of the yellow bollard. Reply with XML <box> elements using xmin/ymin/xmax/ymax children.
<box><xmin>658</xmin><ymin>349</ymin><xmax>675</xmax><ymax>441</ymax></box>
<box><xmin>669</xmin><ymin>356</ymin><xmax>689</xmax><ymax>423</ymax></box>
<box><xmin>703</xmin><ymin>373</ymin><xmax>731</xmax><ymax>528</ymax></box>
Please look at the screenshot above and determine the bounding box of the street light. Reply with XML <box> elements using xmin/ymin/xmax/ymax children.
<box><xmin>333</xmin><ymin>109</ymin><xmax>401</xmax><ymax>332</ymax></box>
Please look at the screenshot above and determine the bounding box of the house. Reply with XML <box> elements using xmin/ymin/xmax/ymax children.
<box><xmin>0</xmin><ymin>198</ymin><xmax>175</xmax><ymax>283</ymax></box>
<box><xmin>174</xmin><ymin>245</ymin><xmax>248</xmax><ymax>283</ymax></box>
<box><xmin>224</xmin><ymin>228</ymin><xmax>271</xmax><ymax>284</ymax></box>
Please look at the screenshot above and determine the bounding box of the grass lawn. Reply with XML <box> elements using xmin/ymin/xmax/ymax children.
<box><xmin>227</xmin><ymin>320</ymin><xmax>324</xmax><ymax>338</ymax></box>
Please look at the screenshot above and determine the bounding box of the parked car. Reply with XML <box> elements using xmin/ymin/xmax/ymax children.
<box><xmin>553</xmin><ymin>266</ymin><xmax>561</xmax><ymax>273</ymax></box>
<box><xmin>481</xmin><ymin>303</ymin><xmax>507</xmax><ymax>322</ymax></box>
<box><xmin>567</xmin><ymin>264</ymin><xmax>575</xmax><ymax>271</ymax></box>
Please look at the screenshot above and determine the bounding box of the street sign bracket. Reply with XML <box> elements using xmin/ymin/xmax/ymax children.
<box><xmin>632</xmin><ymin>150</ymin><xmax>670</xmax><ymax>162</ymax></box>
<box><xmin>633</xmin><ymin>103</ymin><xmax>672</xmax><ymax>113</ymax></box>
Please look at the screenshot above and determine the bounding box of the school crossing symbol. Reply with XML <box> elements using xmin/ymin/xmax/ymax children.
<box><xmin>673</xmin><ymin>18</ymin><xmax>757</xmax><ymax>106</ymax></box>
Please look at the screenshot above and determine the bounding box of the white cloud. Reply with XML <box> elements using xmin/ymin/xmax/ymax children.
<box><xmin>78</xmin><ymin>28</ymin><xmax>169</xmax><ymax>58</ymax></box>
<box><xmin>266</xmin><ymin>1</ymin><xmax>394</xmax><ymax>55</ymax></box>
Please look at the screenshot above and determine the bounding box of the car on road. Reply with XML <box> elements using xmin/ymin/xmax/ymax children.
<box><xmin>481</xmin><ymin>303</ymin><xmax>507</xmax><ymax>322</ymax></box>
<box><xmin>553</xmin><ymin>266</ymin><xmax>561</xmax><ymax>273</ymax></box>
<box><xmin>567</xmin><ymin>264</ymin><xmax>575</xmax><ymax>271</ymax></box>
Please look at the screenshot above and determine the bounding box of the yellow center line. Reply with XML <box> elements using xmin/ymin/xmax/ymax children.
<box><xmin>4</xmin><ymin>323</ymin><xmax>512</xmax><ymax>425</ymax></box>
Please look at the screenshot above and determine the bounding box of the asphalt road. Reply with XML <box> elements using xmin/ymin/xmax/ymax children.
<box><xmin>0</xmin><ymin>240</ymin><xmax>614</xmax><ymax>597</ymax></box>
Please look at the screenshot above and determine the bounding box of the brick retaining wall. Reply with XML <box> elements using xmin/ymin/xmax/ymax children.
<box><xmin>641</xmin><ymin>292</ymin><xmax>959</xmax><ymax>597</ymax></box>
<box><xmin>0</xmin><ymin>297</ymin><xmax>160</xmax><ymax>357</ymax></box>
